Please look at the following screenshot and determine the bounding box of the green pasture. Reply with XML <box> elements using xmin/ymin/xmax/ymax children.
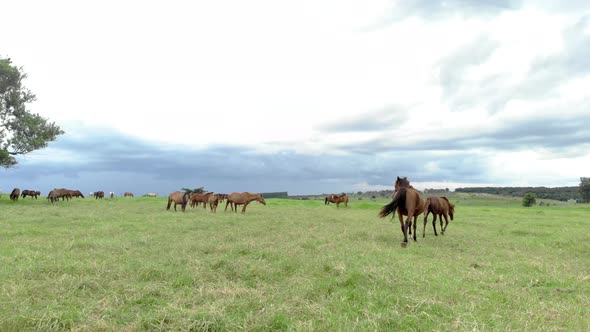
<box><xmin>0</xmin><ymin>195</ymin><xmax>588</xmax><ymax>331</ymax></box>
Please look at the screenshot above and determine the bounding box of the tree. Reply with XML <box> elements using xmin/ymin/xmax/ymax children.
<box><xmin>579</xmin><ymin>177</ymin><xmax>590</xmax><ymax>203</ymax></box>
<box><xmin>522</xmin><ymin>193</ymin><xmax>536</xmax><ymax>207</ymax></box>
<box><xmin>1</xmin><ymin>56</ymin><xmax>64</xmax><ymax>168</ymax></box>
<box><xmin>181</xmin><ymin>187</ymin><xmax>205</xmax><ymax>194</ymax></box>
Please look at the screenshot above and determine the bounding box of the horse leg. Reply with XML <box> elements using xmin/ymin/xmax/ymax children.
<box><xmin>224</xmin><ymin>200</ymin><xmax>230</xmax><ymax>212</ymax></box>
<box><xmin>398</xmin><ymin>213</ymin><xmax>405</xmax><ymax>241</ymax></box>
<box><xmin>423</xmin><ymin>212</ymin><xmax>429</xmax><ymax>238</ymax></box>
<box><xmin>412</xmin><ymin>215</ymin><xmax>418</xmax><ymax>242</ymax></box>
<box><xmin>441</xmin><ymin>213</ymin><xmax>449</xmax><ymax>234</ymax></box>
<box><xmin>432</xmin><ymin>214</ymin><xmax>438</xmax><ymax>236</ymax></box>
<box><xmin>242</xmin><ymin>202</ymin><xmax>249</xmax><ymax>213</ymax></box>
<box><xmin>403</xmin><ymin>214</ymin><xmax>412</xmax><ymax>244</ymax></box>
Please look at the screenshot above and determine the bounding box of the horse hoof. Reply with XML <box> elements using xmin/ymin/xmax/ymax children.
<box><xmin>400</xmin><ymin>242</ymin><xmax>407</xmax><ymax>248</ymax></box>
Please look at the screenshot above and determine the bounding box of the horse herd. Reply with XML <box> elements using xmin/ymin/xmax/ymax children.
<box><xmin>6</xmin><ymin>177</ymin><xmax>455</xmax><ymax>247</ymax></box>
<box><xmin>379</xmin><ymin>177</ymin><xmax>455</xmax><ymax>247</ymax></box>
<box><xmin>5</xmin><ymin>188</ymin><xmax>140</xmax><ymax>203</ymax></box>
<box><xmin>166</xmin><ymin>191</ymin><xmax>266</xmax><ymax>214</ymax></box>
<box><xmin>7</xmin><ymin>188</ymin><xmax>41</xmax><ymax>200</ymax></box>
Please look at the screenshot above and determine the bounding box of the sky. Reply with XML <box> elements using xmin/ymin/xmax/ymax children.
<box><xmin>1</xmin><ymin>0</ymin><xmax>590</xmax><ymax>196</ymax></box>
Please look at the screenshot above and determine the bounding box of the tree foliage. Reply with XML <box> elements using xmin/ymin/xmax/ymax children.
<box><xmin>1</xmin><ymin>56</ymin><xmax>64</xmax><ymax>167</ymax></box>
<box><xmin>456</xmin><ymin>186</ymin><xmax>582</xmax><ymax>202</ymax></box>
<box><xmin>579</xmin><ymin>177</ymin><xmax>590</xmax><ymax>203</ymax></box>
<box><xmin>522</xmin><ymin>193</ymin><xmax>537</xmax><ymax>207</ymax></box>
<box><xmin>181</xmin><ymin>187</ymin><xmax>205</xmax><ymax>194</ymax></box>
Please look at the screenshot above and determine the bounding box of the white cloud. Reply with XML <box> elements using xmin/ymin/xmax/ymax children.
<box><xmin>2</xmin><ymin>0</ymin><xmax>590</xmax><ymax>190</ymax></box>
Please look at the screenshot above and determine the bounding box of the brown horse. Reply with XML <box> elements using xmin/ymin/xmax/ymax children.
<box><xmin>167</xmin><ymin>191</ymin><xmax>189</xmax><ymax>212</ymax></box>
<box><xmin>422</xmin><ymin>197</ymin><xmax>455</xmax><ymax>237</ymax></box>
<box><xmin>190</xmin><ymin>192</ymin><xmax>213</xmax><ymax>208</ymax></box>
<box><xmin>94</xmin><ymin>191</ymin><xmax>105</xmax><ymax>199</ymax></box>
<box><xmin>21</xmin><ymin>189</ymin><xmax>39</xmax><ymax>199</ymax></box>
<box><xmin>378</xmin><ymin>177</ymin><xmax>425</xmax><ymax>246</ymax></box>
<box><xmin>124</xmin><ymin>192</ymin><xmax>134</xmax><ymax>197</ymax></box>
<box><xmin>325</xmin><ymin>193</ymin><xmax>349</xmax><ymax>208</ymax></box>
<box><xmin>68</xmin><ymin>190</ymin><xmax>85</xmax><ymax>198</ymax></box>
<box><xmin>10</xmin><ymin>188</ymin><xmax>20</xmax><ymax>201</ymax></box>
<box><xmin>47</xmin><ymin>188</ymin><xmax>72</xmax><ymax>203</ymax></box>
<box><xmin>225</xmin><ymin>192</ymin><xmax>266</xmax><ymax>213</ymax></box>
<box><xmin>208</xmin><ymin>194</ymin><xmax>223</xmax><ymax>213</ymax></box>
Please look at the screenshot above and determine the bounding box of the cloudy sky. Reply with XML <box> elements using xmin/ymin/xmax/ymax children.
<box><xmin>2</xmin><ymin>0</ymin><xmax>590</xmax><ymax>196</ymax></box>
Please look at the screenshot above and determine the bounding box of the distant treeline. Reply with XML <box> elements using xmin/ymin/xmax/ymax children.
<box><xmin>455</xmin><ymin>186</ymin><xmax>581</xmax><ymax>202</ymax></box>
<box><xmin>260</xmin><ymin>192</ymin><xmax>288</xmax><ymax>198</ymax></box>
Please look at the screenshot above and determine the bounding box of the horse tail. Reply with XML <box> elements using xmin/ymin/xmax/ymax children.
<box><xmin>182</xmin><ymin>192</ymin><xmax>189</xmax><ymax>209</ymax></box>
<box><xmin>378</xmin><ymin>188</ymin><xmax>407</xmax><ymax>218</ymax></box>
<box><xmin>325</xmin><ymin>197</ymin><xmax>328</xmax><ymax>205</ymax></box>
<box><xmin>166</xmin><ymin>196</ymin><xmax>172</xmax><ymax>210</ymax></box>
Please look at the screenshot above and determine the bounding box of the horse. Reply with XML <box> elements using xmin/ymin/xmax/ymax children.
<box><xmin>189</xmin><ymin>192</ymin><xmax>213</xmax><ymax>208</ymax></box>
<box><xmin>21</xmin><ymin>189</ymin><xmax>39</xmax><ymax>199</ymax></box>
<box><xmin>10</xmin><ymin>188</ymin><xmax>20</xmax><ymax>201</ymax></box>
<box><xmin>47</xmin><ymin>188</ymin><xmax>72</xmax><ymax>203</ymax></box>
<box><xmin>208</xmin><ymin>194</ymin><xmax>223</xmax><ymax>213</ymax></box>
<box><xmin>224</xmin><ymin>192</ymin><xmax>266</xmax><ymax>213</ymax></box>
<box><xmin>325</xmin><ymin>193</ymin><xmax>349</xmax><ymax>208</ymax></box>
<box><xmin>109</xmin><ymin>191</ymin><xmax>115</xmax><ymax>198</ymax></box>
<box><xmin>124</xmin><ymin>192</ymin><xmax>134</xmax><ymax>197</ymax></box>
<box><xmin>378</xmin><ymin>176</ymin><xmax>425</xmax><ymax>246</ymax></box>
<box><xmin>423</xmin><ymin>197</ymin><xmax>455</xmax><ymax>238</ymax></box>
<box><xmin>167</xmin><ymin>191</ymin><xmax>189</xmax><ymax>212</ymax></box>
<box><xmin>68</xmin><ymin>190</ymin><xmax>85</xmax><ymax>198</ymax></box>
<box><xmin>144</xmin><ymin>192</ymin><xmax>158</xmax><ymax>197</ymax></box>
<box><xmin>94</xmin><ymin>191</ymin><xmax>105</xmax><ymax>199</ymax></box>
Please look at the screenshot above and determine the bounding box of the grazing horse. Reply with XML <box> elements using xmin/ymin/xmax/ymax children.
<box><xmin>144</xmin><ymin>192</ymin><xmax>158</xmax><ymax>197</ymax></box>
<box><xmin>167</xmin><ymin>191</ymin><xmax>189</xmax><ymax>212</ymax></box>
<box><xmin>124</xmin><ymin>192</ymin><xmax>134</xmax><ymax>197</ymax></box>
<box><xmin>21</xmin><ymin>189</ymin><xmax>39</xmax><ymax>199</ymax></box>
<box><xmin>47</xmin><ymin>188</ymin><xmax>72</xmax><ymax>203</ymax></box>
<box><xmin>10</xmin><ymin>188</ymin><xmax>20</xmax><ymax>201</ymax></box>
<box><xmin>423</xmin><ymin>197</ymin><xmax>455</xmax><ymax>238</ymax></box>
<box><xmin>189</xmin><ymin>192</ymin><xmax>213</xmax><ymax>208</ymax></box>
<box><xmin>225</xmin><ymin>192</ymin><xmax>266</xmax><ymax>213</ymax></box>
<box><xmin>68</xmin><ymin>190</ymin><xmax>85</xmax><ymax>198</ymax></box>
<box><xmin>94</xmin><ymin>191</ymin><xmax>105</xmax><ymax>199</ymax></box>
<box><xmin>325</xmin><ymin>194</ymin><xmax>349</xmax><ymax>208</ymax></box>
<box><xmin>378</xmin><ymin>177</ymin><xmax>425</xmax><ymax>246</ymax></box>
<box><xmin>109</xmin><ymin>191</ymin><xmax>115</xmax><ymax>198</ymax></box>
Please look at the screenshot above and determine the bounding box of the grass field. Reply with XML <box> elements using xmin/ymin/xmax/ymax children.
<box><xmin>1</xmin><ymin>195</ymin><xmax>589</xmax><ymax>331</ymax></box>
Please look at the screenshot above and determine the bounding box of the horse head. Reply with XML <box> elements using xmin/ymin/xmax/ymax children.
<box><xmin>257</xmin><ymin>194</ymin><xmax>266</xmax><ymax>205</ymax></box>
<box><xmin>395</xmin><ymin>176</ymin><xmax>411</xmax><ymax>191</ymax></box>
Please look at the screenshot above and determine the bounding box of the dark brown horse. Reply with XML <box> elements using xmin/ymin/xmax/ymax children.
<box><xmin>68</xmin><ymin>190</ymin><xmax>85</xmax><ymax>198</ymax></box>
<box><xmin>378</xmin><ymin>176</ymin><xmax>425</xmax><ymax>246</ymax></box>
<box><xmin>325</xmin><ymin>193</ymin><xmax>349</xmax><ymax>208</ymax></box>
<box><xmin>123</xmin><ymin>192</ymin><xmax>134</xmax><ymax>197</ymax></box>
<box><xmin>21</xmin><ymin>189</ymin><xmax>40</xmax><ymax>199</ymax></box>
<box><xmin>94</xmin><ymin>191</ymin><xmax>105</xmax><ymax>199</ymax></box>
<box><xmin>47</xmin><ymin>188</ymin><xmax>72</xmax><ymax>203</ymax></box>
<box><xmin>225</xmin><ymin>192</ymin><xmax>266</xmax><ymax>213</ymax></box>
<box><xmin>10</xmin><ymin>188</ymin><xmax>20</xmax><ymax>201</ymax></box>
<box><xmin>167</xmin><ymin>191</ymin><xmax>189</xmax><ymax>212</ymax></box>
<box><xmin>422</xmin><ymin>197</ymin><xmax>455</xmax><ymax>237</ymax></box>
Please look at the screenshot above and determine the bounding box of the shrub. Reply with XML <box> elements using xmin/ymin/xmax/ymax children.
<box><xmin>522</xmin><ymin>193</ymin><xmax>537</xmax><ymax>207</ymax></box>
